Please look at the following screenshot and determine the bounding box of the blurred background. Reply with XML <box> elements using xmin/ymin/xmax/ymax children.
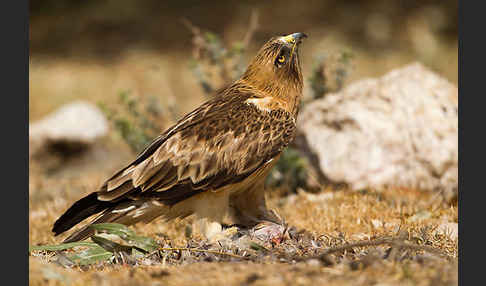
<box><xmin>29</xmin><ymin>2</ymin><xmax>459</xmax><ymax>277</ymax></box>
<box><xmin>30</xmin><ymin>0</ymin><xmax>457</xmax><ymax>121</ymax></box>
<box><xmin>29</xmin><ymin>0</ymin><xmax>458</xmax><ymax>196</ymax></box>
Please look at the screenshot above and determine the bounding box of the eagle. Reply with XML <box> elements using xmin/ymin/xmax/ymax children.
<box><xmin>52</xmin><ymin>32</ymin><xmax>307</xmax><ymax>243</ymax></box>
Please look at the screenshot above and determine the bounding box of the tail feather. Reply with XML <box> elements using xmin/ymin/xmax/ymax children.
<box><xmin>61</xmin><ymin>210</ymin><xmax>125</xmax><ymax>243</ymax></box>
<box><xmin>52</xmin><ymin>193</ymin><xmax>113</xmax><ymax>237</ymax></box>
<box><xmin>60</xmin><ymin>200</ymin><xmax>162</xmax><ymax>243</ymax></box>
<box><xmin>53</xmin><ymin>186</ymin><xmax>197</xmax><ymax>242</ymax></box>
<box><xmin>54</xmin><ymin>194</ymin><xmax>158</xmax><ymax>243</ymax></box>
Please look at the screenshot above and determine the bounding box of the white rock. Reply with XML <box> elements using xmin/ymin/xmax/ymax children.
<box><xmin>296</xmin><ymin>63</ymin><xmax>458</xmax><ymax>197</ymax></box>
<box><xmin>29</xmin><ymin>101</ymin><xmax>109</xmax><ymax>156</ymax></box>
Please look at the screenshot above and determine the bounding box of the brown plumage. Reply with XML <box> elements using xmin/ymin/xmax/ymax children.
<box><xmin>53</xmin><ymin>32</ymin><xmax>307</xmax><ymax>242</ymax></box>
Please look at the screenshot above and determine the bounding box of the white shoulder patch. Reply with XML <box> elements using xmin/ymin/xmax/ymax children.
<box><xmin>245</xmin><ymin>97</ymin><xmax>274</xmax><ymax>112</ymax></box>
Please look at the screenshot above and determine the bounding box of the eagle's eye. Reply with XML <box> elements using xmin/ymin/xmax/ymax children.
<box><xmin>275</xmin><ymin>54</ymin><xmax>286</xmax><ymax>67</ymax></box>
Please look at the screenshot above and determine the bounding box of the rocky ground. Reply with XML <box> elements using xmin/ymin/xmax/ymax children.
<box><xmin>29</xmin><ymin>142</ymin><xmax>458</xmax><ymax>286</ymax></box>
<box><xmin>29</xmin><ymin>2</ymin><xmax>458</xmax><ymax>284</ymax></box>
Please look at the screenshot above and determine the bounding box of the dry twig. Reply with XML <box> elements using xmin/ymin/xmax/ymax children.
<box><xmin>318</xmin><ymin>237</ymin><xmax>451</xmax><ymax>259</ymax></box>
<box><xmin>181</xmin><ymin>18</ymin><xmax>206</xmax><ymax>60</ymax></box>
<box><xmin>241</xmin><ymin>9</ymin><xmax>259</xmax><ymax>51</ymax></box>
<box><xmin>159</xmin><ymin>247</ymin><xmax>247</xmax><ymax>260</ymax></box>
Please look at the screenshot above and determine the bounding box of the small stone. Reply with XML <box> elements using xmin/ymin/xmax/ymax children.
<box><xmin>371</xmin><ymin>219</ymin><xmax>383</xmax><ymax>229</ymax></box>
<box><xmin>408</xmin><ymin>210</ymin><xmax>432</xmax><ymax>222</ymax></box>
<box><xmin>306</xmin><ymin>258</ymin><xmax>321</xmax><ymax>267</ymax></box>
<box><xmin>435</xmin><ymin>222</ymin><xmax>458</xmax><ymax>240</ymax></box>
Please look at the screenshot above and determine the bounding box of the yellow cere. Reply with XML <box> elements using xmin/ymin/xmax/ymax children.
<box><xmin>281</xmin><ymin>34</ymin><xmax>296</xmax><ymax>44</ymax></box>
<box><xmin>280</xmin><ymin>35</ymin><xmax>298</xmax><ymax>58</ymax></box>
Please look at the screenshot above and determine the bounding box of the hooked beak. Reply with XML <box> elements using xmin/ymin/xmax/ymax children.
<box><xmin>280</xmin><ymin>32</ymin><xmax>308</xmax><ymax>46</ymax></box>
<box><xmin>280</xmin><ymin>32</ymin><xmax>307</xmax><ymax>58</ymax></box>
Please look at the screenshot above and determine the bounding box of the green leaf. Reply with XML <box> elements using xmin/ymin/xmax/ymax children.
<box><xmin>29</xmin><ymin>242</ymin><xmax>98</xmax><ymax>252</ymax></box>
<box><xmin>90</xmin><ymin>224</ymin><xmax>157</xmax><ymax>252</ymax></box>
<box><xmin>97</xmin><ymin>102</ymin><xmax>114</xmax><ymax>120</ymax></box>
<box><xmin>249</xmin><ymin>242</ymin><xmax>268</xmax><ymax>252</ymax></box>
<box><xmin>125</xmin><ymin>235</ymin><xmax>158</xmax><ymax>252</ymax></box>
<box><xmin>228</xmin><ymin>42</ymin><xmax>245</xmax><ymax>56</ymax></box>
<box><xmin>339</xmin><ymin>50</ymin><xmax>354</xmax><ymax>64</ymax></box>
<box><xmin>90</xmin><ymin>223</ymin><xmax>135</xmax><ymax>239</ymax></box>
<box><xmin>118</xmin><ymin>90</ymin><xmax>131</xmax><ymax>104</ymax></box>
<box><xmin>68</xmin><ymin>245</ymin><xmax>113</xmax><ymax>266</ymax></box>
<box><xmin>91</xmin><ymin>236</ymin><xmax>132</xmax><ymax>253</ymax></box>
<box><xmin>91</xmin><ymin>235</ymin><xmax>148</xmax><ymax>254</ymax></box>
<box><xmin>204</xmin><ymin>32</ymin><xmax>219</xmax><ymax>43</ymax></box>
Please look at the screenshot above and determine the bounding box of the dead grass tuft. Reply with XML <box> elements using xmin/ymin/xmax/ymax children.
<box><xmin>30</xmin><ymin>145</ymin><xmax>457</xmax><ymax>285</ymax></box>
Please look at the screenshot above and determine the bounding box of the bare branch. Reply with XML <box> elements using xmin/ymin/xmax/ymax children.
<box><xmin>181</xmin><ymin>18</ymin><xmax>206</xmax><ymax>60</ymax></box>
<box><xmin>242</xmin><ymin>9</ymin><xmax>259</xmax><ymax>49</ymax></box>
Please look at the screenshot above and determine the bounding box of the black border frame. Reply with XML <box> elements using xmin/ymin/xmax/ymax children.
<box><xmin>3</xmin><ymin>0</ymin><xmax>29</xmax><ymax>284</ymax></box>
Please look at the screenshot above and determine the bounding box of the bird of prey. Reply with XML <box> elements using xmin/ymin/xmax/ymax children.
<box><xmin>53</xmin><ymin>32</ymin><xmax>307</xmax><ymax>243</ymax></box>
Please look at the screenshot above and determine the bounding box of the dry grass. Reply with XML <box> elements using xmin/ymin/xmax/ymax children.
<box><xmin>30</xmin><ymin>258</ymin><xmax>458</xmax><ymax>286</ymax></box>
<box><xmin>29</xmin><ymin>11</ymin><xmax>458</xmax><ymax>284</ymax></box>
<box><xmin>29</xmin><ymin>143</ymin><xmax>458</xmax><ymax>285</ymax></box>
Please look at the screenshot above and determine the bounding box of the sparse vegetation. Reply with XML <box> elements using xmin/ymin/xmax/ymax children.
<box><xmin>29</xmin><ymin>179</ymin><xmax>458</xmax><ymax>285</ymax></box>
<box><xmin>29</xmin><ymin>2</ymin><xmax>458</xmax><ymax>285</ymax></box>
<box><xmin>98</xmin><ymin>91</ymin><xmax>167</xmax><ymax>153</ymax></box>
<box><xmin>307</xmin><ymin>50</ymin><xmax>354</xmax><ymax>101</ymax></box>
<box><xmin>182</xmin><ymin>11</ymin><xmax>259</xmax><ymax>95</ymax></box>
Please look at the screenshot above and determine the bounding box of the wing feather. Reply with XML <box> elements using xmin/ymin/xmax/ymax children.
<box><xmin>98</xmin><ymin>181</ymin><xmax>133</xmax><ymax>201</ymax></box>
<box><xmin>96</xmin><ymin>92</ymin><xmax>296</xmax><ymax>206</ymax></box>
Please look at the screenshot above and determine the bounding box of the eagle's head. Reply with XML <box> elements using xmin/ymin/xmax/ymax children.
<box><xmin>240</xmin><ymin>32</ymin><xmax>307</xmax><ymax>113</ymax></box>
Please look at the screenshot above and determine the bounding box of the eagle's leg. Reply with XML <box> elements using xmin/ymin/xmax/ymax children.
<box><xmin>228</xmin><ymin>181</ymin><xmax>284</xmax><ymax>229</ymax></box>
<box><xmin>191</xmin><ymin>191</ymin><xmax>236</xmax><ymax>242</ymax></box>
<box><xmin>228</xmin><ymin>183</ymin><xmax>287</xmax><ymax>245</ymax></box>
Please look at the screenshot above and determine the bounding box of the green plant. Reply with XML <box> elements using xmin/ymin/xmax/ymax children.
<box><xmin>182</xmin><ymin>11</ymin><xmax>259</xmax><ymax>95</ymax></box>
<box><xmin>307</xmin><ymin>50</ymin><xmax>354</xmax><ymax>100</ymax></box>
<box><xmin>98</xmin><ymin>91</ymin><xmax>166</xmax><ymax>153</ymax></box>
<box><xmin>29</xmin><ymin>223</ymin><xmax>159</xmax><ymax>266</ymax></box>
<box><xmin>265</xmin><ymin>147</ymin><xmax>308</xmax><ymax>191</ymax></box>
